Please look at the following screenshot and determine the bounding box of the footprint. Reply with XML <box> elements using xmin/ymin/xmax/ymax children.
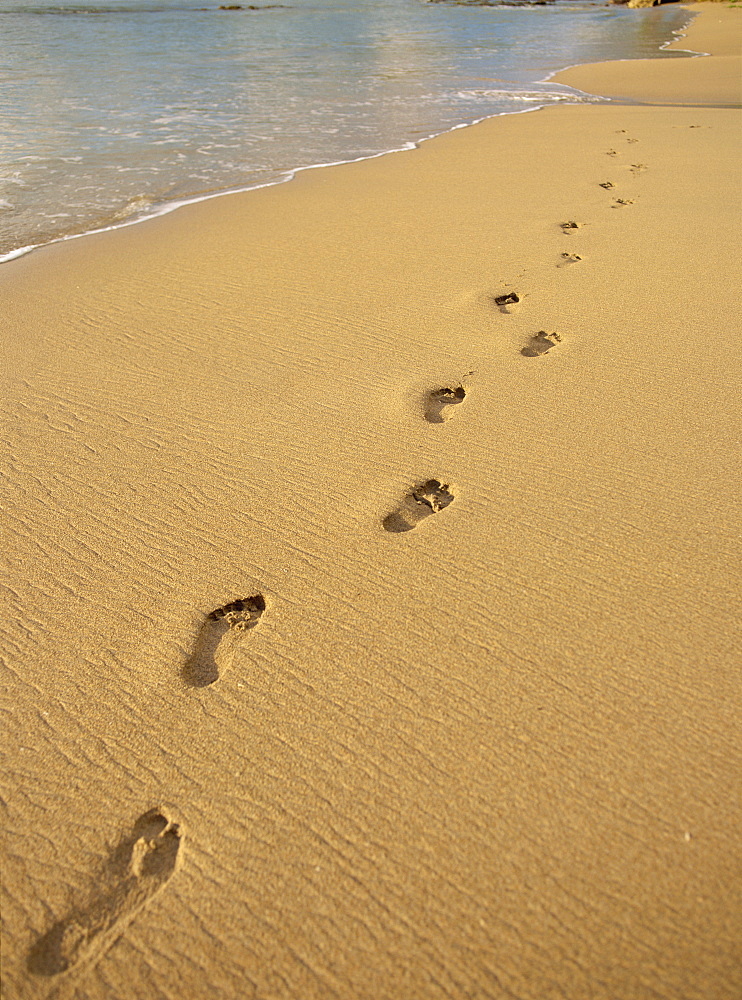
<box><xmin>383</xmin><ymin>480</ymin><xmax>455</xmax><ymax>533</ymax></box>
<box><xmin>183</xmin><ymin>596</ymin><xmax>265</xmax><ymax>688</ymax></box>
<box><xmin>606</xmin><ymin>149</ymin><xmax>618</xmax><ymax>157</ymax></box>
<box><xmin>630</xmin><ymin>163</ymin><xmax>647</xmax><ymax>174</ymax></box>
<box><xmin>626</xmin><ymin>138</ymin><xmax>639</xmax><ymax>144</ymax></box>
<box><xmin>493</xmin><ymin>291</ymin><xmax>520</xmax><ymax>314</ymax></box>
<box><xmin>424</xmin><ymin>386</ymin><xmax>466</xmax><ymax>424</ymax></box>
<box><xmin>28</xmin><ymin>810</ymin><xmax>183</xmax><ymax>978</ymax></box>
<box><xmin>560</xmin><ymin>221</ymin><xmax>582</xmax><ymax>234</ymax></box>
<box><xmin>599</xmin><ymin>181</ymin><xmax>614</xmax><ymax>190</ymax></box>
<box><xmin>521</xmin><ymin>331</ymin><xmax>561</xmax><ymax>357</ymax></box>
<box><xmin>612</xmin><ymin>198</ymin><xmax>634</xmax><ymax>208</ymax></box>
<box><xmin>557</xmin><ymin>252</ymin><xmax>582</xmax><ymax>267</ymax></box>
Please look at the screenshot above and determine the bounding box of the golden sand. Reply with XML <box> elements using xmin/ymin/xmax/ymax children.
<box><xmin>2</xmin><ymin>5</ymin><xmax>740</xmax><ymax>999</ymax></box>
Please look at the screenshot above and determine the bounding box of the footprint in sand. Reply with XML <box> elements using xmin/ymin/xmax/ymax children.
<box><xmin>606</xmin><ymin>149</ymin><xmax>618</xmax><ymax>157</ymax></box>
<box><xmin>626</xmin><ymin>138</ymin><xmax>639</xmax><ymax>144</ymax></box>
<box><xmin>424</xmin><ymin>386</ymin><xmax>466</xmax><ymax>424</ymax></box>
<box><xmin>521</xmin><ymin>331</ymin><xmax>561</xmax><ymax>357</ymax></box>
<box><xmin>557</xmin><ymin>252</ymin><xmax>582</xmax><ymax>267</ymax></box>
<box><xmin>383</xmin><ymin>480</ymin><xmax>455</xmax><ymax>533</ymax></box>
<box><xmin>560</xmin><ymin>220</ymin><xmax>582</xmax><ymax>234</ymax></box>
<box><xmin>612</xmin><ymin>198</ymin><xmax>634</xmax><ymax>209</ymax></box>
<box><xmin>183</xmin><ymin>596</ymin><xmax>265</xmax><ymax>688</ymax></box>
<box><xmin>28</xmin><ymin>810</ymin><xmax>183</xmax><ymax>978</ymax></box>
<box><xmin>599</xmin><ymin>181</ymin><xmax>614</xmax><ymax>190</ymax></box>
<box><xmin>630</xmin><ymin>163</ymin><xmax>647</xmax><ymax>174</ymax></box>
<box><xmin>493</xmin><ymin>291</ymin><xmax>520</xmax><ymax>314</ymax></box>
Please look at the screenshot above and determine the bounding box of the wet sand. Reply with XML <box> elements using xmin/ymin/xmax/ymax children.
<box><xmin>1</xmin><ymin>5</ymin><xmax>741</xmax><ymax>999</ymax></box>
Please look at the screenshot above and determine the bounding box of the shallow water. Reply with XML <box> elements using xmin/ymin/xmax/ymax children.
<box><xmin>0</xmin><ymin>0</ymin><xmax>691</xmax><ymax>257</ymax></box>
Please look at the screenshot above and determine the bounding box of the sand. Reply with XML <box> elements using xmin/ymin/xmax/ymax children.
<box><xmin>1</xmin><ymin>5</ymin><xmax>741</xmax><ymax>999</ymax></box>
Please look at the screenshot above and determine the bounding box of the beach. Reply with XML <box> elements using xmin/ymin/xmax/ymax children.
<box><xmin>1</xmin><ymin>3</ymin><xmax>741</xmax><ymax>998</ymax></box>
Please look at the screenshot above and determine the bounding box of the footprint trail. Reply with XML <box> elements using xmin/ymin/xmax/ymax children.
<box><xmin>521</xmin><ymin>331</ymin><xmax>561</xmax><ymax>357</ymax></box>
<box><xmin>383</xmin><ymin>480</ymin><xmax>455</xmax><ymax>533</ymax></box>
<box><xmin>558</xmin><ymin>253</ymin><xmax>582</xmax><ymax>267</ymax></box>
<box><xmin>494</xmin><ymin>291</ymin><xmax>520</xmax><ymax>314</ymax></box>
<box><xmin>183</xmin><ymin>596</ymin><xmax>265</xmax><ymax>688</ymax></box>
<box><xmin>425</xmin><ymin>387</ymin><xmax>466</xmax><ymax>424</ymax></box>
<box><xmin>28</xmin><ymin>810</ymin><xmax>183</xmax><ymax>978</ymax></box>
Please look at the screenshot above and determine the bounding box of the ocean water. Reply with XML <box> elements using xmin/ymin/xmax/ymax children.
<box><xmin>0</xmin><ymin>0</ymin><xmax>692</xmax><ymax>259</ymax></box>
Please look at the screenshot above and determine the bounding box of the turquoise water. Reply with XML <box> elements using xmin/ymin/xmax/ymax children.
<box><xmin>0</xmin><ymin>0</ymin><xmax>691</xmax><ymax>258</ymax></box>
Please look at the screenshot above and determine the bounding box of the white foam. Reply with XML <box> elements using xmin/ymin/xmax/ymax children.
<box><xmin>661</xmin><ymin>15</ymin><xmax>708</xmax><ymax>57</ymax></box>
<box><xmin>455</xmin><ymin>87</ymin><xmax>605</xmax><ymax>103</ymax></box>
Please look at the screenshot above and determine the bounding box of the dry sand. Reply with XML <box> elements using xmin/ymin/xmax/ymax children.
<box><xmin>1</xmin><ymin>5</ymin><xmax>741</xmax><ymax>999</ymax></box>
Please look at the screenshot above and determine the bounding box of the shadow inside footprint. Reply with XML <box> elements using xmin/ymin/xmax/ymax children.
<box><xmin>424</xmin><ymin>386</ymin><xmax>466</xmax><ymax>423</ymax></box>
<box><xmin>521</xmin><ymin>331</ymin><xmax>561</xmax><ymax>357</ymax></box>
<box><xmin>558</xmin><ymin>253</ymin><xmax>582</xmax><ymax>267</ymax></box>
<box><xmin>494</xmin><ymin>291</ymin><xmax>520</xmax><ymax>314</ymax></box>
<box><xmin>28</xmin><ymin>809</ymin><xmax>182</xmax><ymax>978</ymax></box>
<box><xmin>182</xmin><ymin>595</ymin><xmax>265</xmax><ymax>688</ymax></box>
<box><xmin>383</xmin><ymin>480</ymin><xmax>455</xmax><ymax>533</ymax></box>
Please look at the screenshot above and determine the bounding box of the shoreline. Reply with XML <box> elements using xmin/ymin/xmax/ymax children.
<box><xmin>553</xmin><ymin>1</ymin><xmax>741</xmax><ymax>102</ymax></box>
<box><xmin>0</xmin><ymin>99</ymin><xmax>585</xmax><ymax>266</ymax></box>
<box><xmin>2</xmin><ymin>4</ymin><xmax>741</xmax><ymax>1000</ymax></box>
<box><xmin>0</xmin><ymin>6</ymin><xmax>697</xmax><ymax>267</ymax></box>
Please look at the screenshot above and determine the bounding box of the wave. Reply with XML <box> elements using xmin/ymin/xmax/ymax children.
<box><xmin>455</xmin><ymin>87</ymin><xmax>607</xmax><ymax>103</ymax></box>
